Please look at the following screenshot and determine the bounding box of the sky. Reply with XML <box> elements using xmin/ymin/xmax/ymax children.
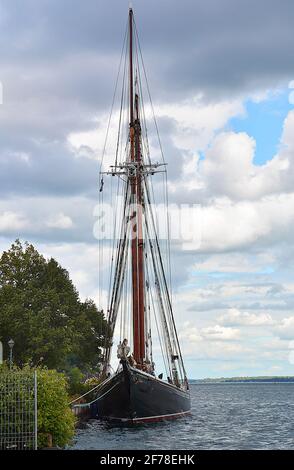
<box><xmin>1</xmin><ymin>0</ymin><xmax>294</xmax><ymax>378</ymax></box>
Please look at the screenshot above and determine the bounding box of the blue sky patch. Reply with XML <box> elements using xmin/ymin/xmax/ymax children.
<box><xmin>229</xmin><ymin>89</ymin><xmax>292</xmax><ymax>165</ymax></box>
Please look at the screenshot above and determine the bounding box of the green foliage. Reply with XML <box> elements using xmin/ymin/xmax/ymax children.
<box><xmin>0</xmin><ymin>240</ymin><xmax>110</xmax><ymax>371</ymax></box>
<box><xmin>37</xmin><ymin>368</ymin><xmax>76</xmax><ymax>448</ymax></box>
<box><xmin>0</xmin><ymin>365</ymin><xmax>36</xmax><ymax>448</ymax></box>
<box><xmin>0</xmin><ymin>364</ymin><xmax>75</xmax><ymax>448</ymax></box>
<box><xmin>66</xmin><ymin>367</ymin><xmax>87</xmax><ymax>396</ymax></box>
<box><xmin>66</xmin><ymin>366</ymin><xmax>104</xmax><ymax>400</ymax></box>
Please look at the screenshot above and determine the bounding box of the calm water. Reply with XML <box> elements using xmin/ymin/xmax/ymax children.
<box><xmin>70</xmin><ymin>383</ymin><xmax>294</xmax><ymax>450</ymax></box>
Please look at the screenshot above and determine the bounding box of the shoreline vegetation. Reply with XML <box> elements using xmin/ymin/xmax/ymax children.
<box><xmin>0</xmin><ymin>364</ymin><xmax>76</xmax><ymax>449</ymax></box>
<box><xmin>0</xmin><ymin>240</ymin><xmax>110</xmax><ymax>449</ymax></box>
<box><xmin>190</xmin><ymin>376</ymin><xmax>294</xmax><ymax>384</ymax></box>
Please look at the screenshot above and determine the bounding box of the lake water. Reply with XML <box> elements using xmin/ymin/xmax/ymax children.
<box><xmin>70</xmin><ymin>383</ymin><xmax>294</xmax><ymax>450</ymax></box>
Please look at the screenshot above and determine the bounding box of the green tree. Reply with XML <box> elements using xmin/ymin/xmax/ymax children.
<box><xmin>0</xmin><ymin>240</ymin><xmax>109</xmax><ymax>371</ymax></box>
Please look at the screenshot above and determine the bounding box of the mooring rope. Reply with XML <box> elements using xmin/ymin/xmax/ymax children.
<box><xmin>68</xmin><ymin>381</ymin><xmax>106</xmax><ymax>406</ymax></box>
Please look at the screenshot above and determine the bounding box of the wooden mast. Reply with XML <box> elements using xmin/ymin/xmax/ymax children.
<box><xmin>129</xmin><ymin>8</ymin><xmax>145</xmax><ymax>364</ymax></box>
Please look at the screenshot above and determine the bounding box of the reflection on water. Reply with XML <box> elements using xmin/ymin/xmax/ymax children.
<box><xmin>70</xmin><ymin>383</ymin><xmax>294</xmax><ymax>450</ymax></box>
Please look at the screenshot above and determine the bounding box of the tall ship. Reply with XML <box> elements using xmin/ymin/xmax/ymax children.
<box><xmin>90</xmin><ymin>8</ymin><xmax>190</xmax><ymax>424</ymax></box>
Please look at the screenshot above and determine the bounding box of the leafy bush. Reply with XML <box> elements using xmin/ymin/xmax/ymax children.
<box><xmin>0</xmin><ymin>364</ymin><xmax>35</xmax><ymax>448</ymax></box>
<box><xmin>37</xmin><ymin>368</ymin><xmax>76</xmax><ymax>448</ymax></box>
<box><xmin>66</xmin><ymin>366</ymin><xmax>86</xmax><ymax>396</ymax></box>
<box><xmin>0</xmin><ymin>364</ymin><xmax>76</xmax><ymax>448</ymax></box>
<box><xmin>84</xmin><ymin>376</ymin><xmax>101</xmax><ymax>388</ymax></box>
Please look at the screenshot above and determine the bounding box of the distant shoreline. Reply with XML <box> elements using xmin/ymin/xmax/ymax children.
<box><xmin>189</xmin><ymin>376</ymin><xmax>294</xmax><ymax>384</ymax></box>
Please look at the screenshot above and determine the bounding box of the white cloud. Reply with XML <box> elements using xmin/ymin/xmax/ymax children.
<box><xmin>178</xmin><ymin>322</ymin><xmax>248</xmax><ymax>361</ymax></box>
<box><xmin>167</xmin><ymin>106</ymin><xmax>294</xmax><ymax>254</ymax></box>
<box><xmin>281</xmin><ymin>110</ymin><xmax>294</xmax><ymax>151</ymax></box>
<box><xmin>200</xmin><ymin>126</ymin><xmax>291</xmax><ymax>200</ymax></box>
<box><xmin>8</xmin><ymin>151</ymin><xmax>31</xmax><ymax>165</ymax></box>
<box><xmin>179</xmin><ymin>323</ymin><xmax>203</xmax><ymax>343</ymax></box>
<box><xmin>219</xmin><ymin>308</ymin><xmax>276</xmax><ymax>327</ymax></box>
<box><xmin>188</xmin><ymin>192</ymin><xmax>294</xmax><ymax>252</ymax></box>
<box><xmin>169</xmin><ymin>108</ymin><xmax>294</xmax><ymax>204</ymax></box>
<box><xmin>0</xmin><ymin>211</ymin><xmax>28</xmax><ymax>232</ymax></box>
<box><xmin>179</xmin><ymin>321</ymin><xmax>240</xmax><ymax>343</ymax></box>
<box><xmin>195</xmin><ymin>253</ymin><xmax>275</xmax><ymax>273</ymax></box>
<box><xmin>201</xmin><ymin>324</ymin><xmax>241</xmax><ymax>341</ymax></box>
<box><xmin>46</xmin><ymin>212</ymin><xmax>73</xmax><ymax>229</ymax></box>
<box><xmin>274</xmin><ymin>317</ymin><xmax>294</xmax><ymax>340</ymax></box>
<box><xmin>157</xmin><ymin>96</ymin><xmax>245</xmax><ymax>153</ymax></box>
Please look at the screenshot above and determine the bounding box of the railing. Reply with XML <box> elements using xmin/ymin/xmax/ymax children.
<box><xmin>0</xmin><ymin>370</ymin><xmax>37</xmax><ymax>450</ymax></box>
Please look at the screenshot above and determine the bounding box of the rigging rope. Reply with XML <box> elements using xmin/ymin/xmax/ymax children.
<box><xmin>100</xmin><ymin>15</ymin><xmax>187</xmax><ymax>385</ymax></box>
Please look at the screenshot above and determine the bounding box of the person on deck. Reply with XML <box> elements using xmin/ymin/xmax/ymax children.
<box><xmin>117</xmin><ymin>338</ymin><xmax>130</xmax><ymax>360</ymax></box>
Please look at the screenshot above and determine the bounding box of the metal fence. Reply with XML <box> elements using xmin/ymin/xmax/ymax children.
<box><xmin>0</xmin><ymin>370</ymin><xmax>37</xmax><ymax>450</ymax></box>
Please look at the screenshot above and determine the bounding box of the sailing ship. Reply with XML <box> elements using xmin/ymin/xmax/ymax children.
<box><xmin>90</xmin><ymin>8</ymin><xmax>190</xmax><ymax>424</ymax></box>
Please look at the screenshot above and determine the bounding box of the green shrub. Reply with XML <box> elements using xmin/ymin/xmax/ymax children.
<box><xmin>0</xmin><ymin>365</ymin><xmax>35</xmax><ymax>447</ymax></box>
<box><xmin>0</xmin><ymin>364</ymin><xmax>76</xmax><ymax>448</ymax></box>
<box><xmin>66</xmin><ymin>366</ymin><xmax>86</xmax><ymax>396</ymax></box>
<box><xmin>37</xmin><ymin>368</ymin><xmax>76</xmax><ymax>448</ymax></box>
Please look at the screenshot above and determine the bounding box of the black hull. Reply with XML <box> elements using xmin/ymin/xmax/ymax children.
<box><xmin>90</xmin><ymin>363</ymin><xmax>191</xmax><ymax>423</ymax></box>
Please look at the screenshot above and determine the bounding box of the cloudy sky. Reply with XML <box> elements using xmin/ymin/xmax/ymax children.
<box><xmin>1</xmin><ymin>0</ymin><xmax>294</xmax><ymax>378</ymax></box>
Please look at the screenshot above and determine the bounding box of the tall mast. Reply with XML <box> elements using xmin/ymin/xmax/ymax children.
<box><xmin>129</xmin><ymin>8</ymin><xmax>145</xmax><ymax>364</ymax></box>
<box><xmin>101</xmin><ymin>8</ymin><xmax>188</xmax><ymax>388</ymax></box>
